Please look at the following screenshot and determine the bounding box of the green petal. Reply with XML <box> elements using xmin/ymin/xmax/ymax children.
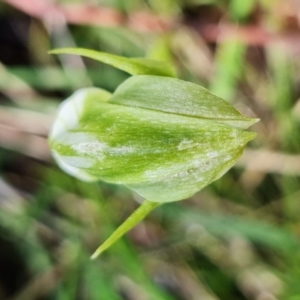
<box><xmin>110</xmin><ymin>75</ymin><xmax>259</xmax><ymax>129</ymax></box>
<box><xmin>127</xmin><ymin>148</ymin><xmax>248</xmax><ymax>202</ymax></box>
<box><xmin>49</xmin><ymin>48</ymin><xmax>176</xmax><ymax>77</ymax></box>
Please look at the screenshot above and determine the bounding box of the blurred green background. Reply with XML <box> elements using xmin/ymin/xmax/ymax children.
<box><xmin>1</xmin><ymin>0</ymin><xmax>300</xmax><ymax>299</ymax></box>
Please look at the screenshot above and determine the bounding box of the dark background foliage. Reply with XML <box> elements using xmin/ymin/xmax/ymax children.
<box><xmin>0</xmin><ymin>0</ymin><xmax>300</xmax><ymax>299</ymax></box>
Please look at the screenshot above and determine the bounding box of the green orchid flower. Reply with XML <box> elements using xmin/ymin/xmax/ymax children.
<box><xmin>49</xmin><ymin>48</ymin><xmax>258</xmax><ymax>258</ymax></box>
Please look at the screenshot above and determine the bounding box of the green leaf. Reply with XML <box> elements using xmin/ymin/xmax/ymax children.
<box><xmin>110</xmin><ymin>75</ymin><xmax>259</xmax><ymax>129</ymax></box>
<box><xmin>91</xmin><ymin>200</ymin><xmax>160</xmax><ymax>258</ymax></box>
<box><xmin>49</xmin><ymin>48</ymin><xmax>176</xmax><ymax>77</ymax></box>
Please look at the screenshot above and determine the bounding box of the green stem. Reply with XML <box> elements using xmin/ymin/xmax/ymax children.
<box><xmin>91</xmin><ymin>200</ymin><xmax>161</xmax><ymax>259</ymax></box>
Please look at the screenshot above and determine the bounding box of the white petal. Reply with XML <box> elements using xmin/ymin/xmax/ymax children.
<box><xmin>52</xmin><ymin>150</ymin><xmax>97</xmax><ymax>182</ymax></box>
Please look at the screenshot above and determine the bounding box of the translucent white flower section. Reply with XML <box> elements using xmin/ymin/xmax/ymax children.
<box><xmin>49</xmin><ymin>88</ymin><xmax>111</xmax><ymax>181</ymax></box>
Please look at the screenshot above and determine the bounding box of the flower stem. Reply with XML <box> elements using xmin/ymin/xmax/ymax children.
<box><xmin>91</xmin><ymin>200</ymin><xmax>161</xmax><ymax>259</ymax></box>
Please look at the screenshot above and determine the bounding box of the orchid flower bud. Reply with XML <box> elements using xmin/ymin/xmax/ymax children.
<box><xmin>49</xmin><ymin>75</ymin><xmax>257</xmax><ymax>202</ymax></box>
<box><xmin>49</xmin><ymin>48</ymin><xmax>258</xmax><ymax>258</ymax></box>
